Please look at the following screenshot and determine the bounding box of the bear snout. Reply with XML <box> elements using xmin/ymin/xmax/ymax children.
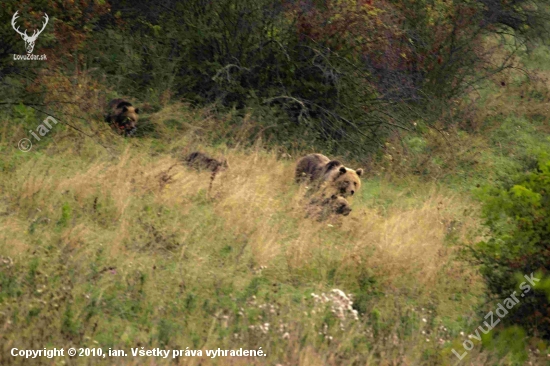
<box><xmin>338</xmin><ymin>206</ymin><xmax>351</xmax><ymax>216</ymax></box>
<box><xmin>124</xmin><ymin>125</ymin><xmax>137</xmax><ymax>137</ymax></box>
<box><xmin>350</xmin><ymin>190</ymin><xmax>355</xmax><ymax>195</ymax></box>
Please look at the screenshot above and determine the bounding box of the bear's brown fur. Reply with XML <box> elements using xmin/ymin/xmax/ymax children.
<box><xmin>295</xmin><ymin>153</ymin><xmax>363</xmax><ymax>197</ymax></box>
<box><xmin>105</xmin><ymin>99</ymin><xmax>140</xmax><ymax>136</ymax></box>
<box><xmin>307</xmin><ymin>194</ymin><xmax>352</xmax><ymax>221</ymax></box>
<box><xmin>183</xmin><ymin>151</ymin><xmax>229</xmax><ymax>192</ymax></box>
<box><xmin>322</xmin><ymin>194</ymin><xmax>352</xmax><ymax>216</ymax></box>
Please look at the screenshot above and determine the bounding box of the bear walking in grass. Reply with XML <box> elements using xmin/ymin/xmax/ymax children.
<box><xmin>105</xmin><ymin>99</ymin><xmax>140</xmax><ymax>136</ymax></box>
<box><xmin>295</xmin><ymin>153</ymin><xmax>363</xmax><ymax>197</ymax></box>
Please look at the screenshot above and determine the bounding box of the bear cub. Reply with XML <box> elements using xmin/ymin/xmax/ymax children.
<box><xmin>307</xmin><ymin>194</ymin><xmax>352</xmax><ymax>221</ymax></box>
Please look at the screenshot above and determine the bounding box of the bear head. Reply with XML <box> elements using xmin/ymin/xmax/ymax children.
<box><xmin>326</xmin><ymin>194</ymin><xmax>352</xmax><ymax>216</ymax></box>
<box><xmin>117</xmin><ymin>105</ymin><xmax>140</xmax><ymax>136</ymax></box>
<box><xmin>325</xmin><ymin>161</ymin><xmax>363</xmax><ymax>197</ymax></box>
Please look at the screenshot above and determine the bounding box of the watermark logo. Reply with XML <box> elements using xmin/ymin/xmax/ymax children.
<box><xmin>18</xmin><ymin>138</ymin><xmax>32</xmax><ymax>152</ymax></box>
<box><xmin>452</xmin><ymin>272</ymin><xmax>540</xmax><ymax>361</ymax></box>
<box><xmin>18</xmin><ymin>116</ymin><xmax>59</xmax><ymax>152</ymax></box>
<box><xmin>11</xmin><ymin>11</ymin><xmax>48</xmax><ymax>61</ymax></box>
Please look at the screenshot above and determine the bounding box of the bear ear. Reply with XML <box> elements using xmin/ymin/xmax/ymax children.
<box><xmin>122</xmin><ymin>106</ymin><xmax>128</xmax><ymax>113</ymax></box>
<box><xmin>339</xmin><ymin>166</ymin><xmax>347</xmax><ymax>175</ymax></box>
<box><xmin>356</xmin><ymin>168</ymin><xmax>364</xmax><ymax>177</ymax></box>
<box><xmin>331</xmin><ymin>194</ymin><xmax>337</xmax><ymax>200</ymax></box>
<box><xmin>326</xmin><ymin>160</ymin><xmax>342</xmax><ymax>171</ymax></box>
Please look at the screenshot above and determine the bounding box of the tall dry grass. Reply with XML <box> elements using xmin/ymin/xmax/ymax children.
<box><xmin>0</xmin><ymin>108</ymin><xmax>491</xmax><ymax>365</ymax></box>
<box><xmin>4</xmin><ymin>44</ymin><xmax>550</xmax><ymax>364</ymax></box>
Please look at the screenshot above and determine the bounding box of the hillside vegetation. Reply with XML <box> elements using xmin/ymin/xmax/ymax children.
<box><xmin>2</xmin><ymin>0</ymin><xmax>550</xmax><ymax>365</ymax></box>
<box><xmin>2</xmin><ymin>61</ymin><xmax>550</xmax><ymax>363</ymax></box>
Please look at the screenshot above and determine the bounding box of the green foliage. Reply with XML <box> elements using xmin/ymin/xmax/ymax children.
<box><xmin>92</xmin><ymin>0</ymin><xmax>393</xmax><ymax>156</ymax></box>
<box><xmin>404</xmin><ymin>136</ymin><xmax>428</xmax><ymax>154</ymax></box>
<box><xmin>2</xmin><ymin>0</ymin><xmax>550</xmax><ymax>157</ymax></box>
<box><xmin>58</xmin><ymin>202</ymin><xmax>72</xmax><ymax>226</ymax></box>
<box><xmin>482</xmin><ymin>326</ymin><xmax>529</xmax><ymax>365</ymax></box>
<box><xmin>472</xmin><ymin>157</ymin><xmax>550</xmax><ymax>337</ymax></box>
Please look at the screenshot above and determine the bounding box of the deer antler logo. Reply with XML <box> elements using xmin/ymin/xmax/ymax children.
<box><xmin>11</xmin><ymin>11</ymin><xmax>49</xmax><ymax>54</ymax></box>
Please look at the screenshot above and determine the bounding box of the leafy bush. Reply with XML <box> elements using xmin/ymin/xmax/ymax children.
<box><xmin>1</xmin><ymin>0</ymin><xmax>549</xmax><ymax>157</ymax></box>
<box><xmin>471</xmin><ymin>156</ymin><xmax>550</xmax><ymax>337</ymax></box>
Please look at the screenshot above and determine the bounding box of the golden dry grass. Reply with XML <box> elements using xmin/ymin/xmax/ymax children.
<box><xmin>0</xmin><ymin>119</ymin><xmax>490</xmax><ymax>365</ymax></box>
<box><xmin>4</xmin><ymin>67</ymin><xmax>550</xmax><ymax>363</ymax></box>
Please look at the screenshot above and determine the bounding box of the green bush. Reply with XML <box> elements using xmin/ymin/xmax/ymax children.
<box><xmin>471</xmin><ymin>156</ymin><xmax>550</xmax><ymax>337</ymax></box>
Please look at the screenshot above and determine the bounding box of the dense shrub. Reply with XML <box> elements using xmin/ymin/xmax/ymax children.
<box><xmin>471</xmin><ymin>157</ymin><xmax>550</xmax><ymax>337</ymax></box>
<box><xmin>1</xmin><ymin>0</ymin><xmax>549</xmax><ymax>156</ymax></box>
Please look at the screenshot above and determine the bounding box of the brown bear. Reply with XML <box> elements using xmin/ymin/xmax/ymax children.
<box><xmin>322</xmin><ymin>194</ymin><xmax>352</xmax><ymax>216</ymax></box>
<box><xmin>295</xmin><ymin>153</ymin><xmax>363</xmax><ymax>197</ymax></box>
<box><xmin>307</xmin><ymin>194</ymin><xmax>352</xmax><ymax>221</ymax></box>
<box><xmin>183</xmin><ymin>151</ymin><xmax>229</xmax><ymax>191</ymax></box>
<box><xmin>105</xmin><ymin>99</ymin><xmax>140</xmax><ymax>136</ymax></box>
